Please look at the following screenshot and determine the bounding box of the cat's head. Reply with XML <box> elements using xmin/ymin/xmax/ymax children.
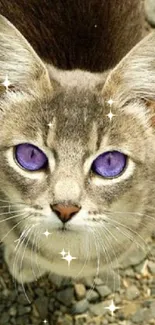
<box><xmin>0</xmin><ymin>15</ymin><xmax>155</xmax><ymax>276</ymax></box>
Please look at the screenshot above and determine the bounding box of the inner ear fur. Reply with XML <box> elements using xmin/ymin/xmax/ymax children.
<box><xmin>102</xmin><ymin>32</ymin><xmax>155</xmax><ymax>110</ymax></box>
<box><xmin>0</xmin><ymin>15</ymin><xmax>52</xmax><ymax>95</ymax></box>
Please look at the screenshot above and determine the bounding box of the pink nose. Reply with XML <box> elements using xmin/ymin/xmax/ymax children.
<box><xmin>52</xmin><ymin>204</ymin><xmax>81</xmax><ymax>223</ymax></box>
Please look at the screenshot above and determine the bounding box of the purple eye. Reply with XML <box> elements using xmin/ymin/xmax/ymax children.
<box><xmin>15</xmin><ymin>143</ymin><xmax>48</xmax><ymax>171</ymax></box>
<box><xmin>91</xmin><ymin>151</ymin><xmax>127</xmax><ymax>178</ymax></box>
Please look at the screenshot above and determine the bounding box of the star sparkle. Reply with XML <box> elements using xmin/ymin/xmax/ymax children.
<box><xmin>62</xmin><ymin>251</ymin><xmax>77</xmax><ymax>267</ymax></box>
<box><xmin>60</xmin><ymin>248</ymin><xmax>67</xmax><ymax>258</ymax></box>
<box><xmin>47</xmin><ymin>122</ymin><xmax>52</xmax><ymax>128</ymax></box>
<box><xmin>106</xmin><ymin>109</ymin><xmax>116</xmax><ymax>121</ymax></box>
<box><xmin>2</xmin><ymin>75</ymin><xmax>11</xmax><ymax>90</ymax></box>
<box><xmin>43</xmin><ymin>320</ymin><xmax>48</xmax><ymax>324</ymax></box>
<box><xmin>43</xmin><ymin>230</ymin><xmax>51</xmax><ymax>237</ymax></box>
<box><xmin>104</xmin><ymin>299</ymin><xmax>120</xmax><ymax>316</ymax></box>
<box><xmin>107</xmin><ymin>98</ymin><xmax>114</xmax><ymax>106</ymax></box>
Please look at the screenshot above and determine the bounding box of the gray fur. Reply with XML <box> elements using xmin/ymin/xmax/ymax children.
<box><xmin>0</xmin><ymin>15</ymin><xmax>155</xmax><ymax>283</ymax></box>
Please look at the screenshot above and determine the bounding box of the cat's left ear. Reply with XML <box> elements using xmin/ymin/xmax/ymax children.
<box><xmin>0</xmin><ymin>15</ymin><xmax>52</xmax><ymax>96</ymax></box>
<box><xmin>102</xmin><ymin>32</ymin><xmax>155</xmax><ymax>126</ymax></box>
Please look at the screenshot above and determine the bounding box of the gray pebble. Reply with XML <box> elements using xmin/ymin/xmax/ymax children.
<box><xmin>121</xmin><ymin>249</ymin><xmax>147</xmax><ymax>268</ymax></box>
<box><xmin>131</xmin><ymin>308</ymin><xmax>151</xmax><ymax>324</ymax></box>
<box><xmin>126</xmin><ymin>285</ymin><xmax>140</xmax><ymax>300</ymax></box>
<box><xmin>35</xmin><ymin>296</ymin><xmax>48</xmax><ymax>318</ymax></box>
<box><xmin>100</xmin><ymin>272</ymin><xmax>121</xmax><ymax>292</ymax></box>
<box><xmin>57</xmin><ymin>287</ymin><xmax>74</xmax><ymax>307</ymax></box>
<box><xmin>93</xmin><ymin>277</ymin><xmax>103</xmax><ymax>286</ymax></box>
<box><xmin>86</xmin><ymin>289</ymin><xmax>99</xmax><ymax>302</ymax></box>
<box><xmin>48</xmin><ymin>297</ymin><xmax>55</xmax><ymax>312</ymax></box>
<box><xmin>96</xmin><ymin>285</ymin><xmax>111</xmax><ymax>298</ymax></box>
<box><xmin>18</xmin><ymin>305</ymin><xmax>31</xmax><ymax>316</ymax></box>
<box><xmin>148</xmin><ymin>261</ymin><xmax>155</xmax><ymax>274</ymax></box>
<box><xmin>125</xmin><ymin>268</ymin><xmax>135</xmax><ymax>277</ymax></box>
<box><xmin>9</xmin><ymin>306</ymin><xmax>17</xmax><ymax>316</ymax></box>
<box><xmin>89</xmin><ymin>301</ymin><xmax>110</xmax><ymax>316</ymax></box>
<box><xmin>71</xmin><ymin>298</ymin><xmax>89</xmax><ymax>314</ymax></box>
<box><xmin>17</xmin><ymin>293</ymin><xmax>30</xmax><ymax>306</ymax></box>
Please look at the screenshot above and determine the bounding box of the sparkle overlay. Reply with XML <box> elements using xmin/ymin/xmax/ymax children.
<box><xmin>61</xmin><ymin>250</ymin><xmax>77</xmax><ymax>267</ymax></box>
<box><xmin>104</xmin><ymin>299</ymin><xmax>120</xmax><ymax>316</ymax></box>
<box><xmin>59</xmin><ymin>248</ymin><xmax>67</xmax><ymax>258</ymax></box>
<box><xmin>106</xmin><ymin>110</ymin><xmax>116</xmax><ymax>121</ymax></box>
<box><xmin>43</xmin><ymin>230</ymin><xmax>51</xmax><ymax>238</ymax></box>
<box><xmin>107</xmin><ymin>98</ymin><xmax>114</xmax><ymax>106</ymax></box>
<box><xmin>47</xmin><ymin>122</ymin><xmax>52</xmax><ymax>128</ymax></box>
<box><xmin>2</xmin><ymin>75</ymin><xmax>11</xmax><ymax>90</ymax></box>
<box><xmin>43</xmin><ymin>320</ymin><xmax>48</xmax><ymax>324</ymax></box>
<box><xmin>106</xmin><ymin>98</ymin><xmax>116</xmax><ymax>121</ymax></box>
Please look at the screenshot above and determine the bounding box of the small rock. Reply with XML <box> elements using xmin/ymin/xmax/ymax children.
<box><xmin>17</xmin><ymin>293</ymin><xmax>30</xmax><ymax>306</ymax></box>
<box><xmin>57</xmin><ymin>288</ymin><xmax>74</xmax><ymax>307</ymax></box>
<box><xmin>74</xmin><ymin>315</ymin><xmax>88</xmax><ymax>325</ymax></box>
<box><xmin>131</xmin><ymin>307</ymin><xmax>151</xmax><ymax>324</ymax></box>
<box><xmin>80</xmin><ymin>276</ymin><xmax>94</xmax><ymax>288</ymax></box>
<box><xmin>148</xmin><ymin>261</ymin><xmax>155</xmax><ymax>274</ymax></box>
<box><xmin>125</xmin><ymin>268</ymin><xmax>135</xmax><ymax>277</ymax></box>
<box><xmin>35</xmin><ymin>296</ymin><xmax>48</xmax><ymax>319</ymax></box>
<box><xmin>121</xmin><ymin>248</ymin><xmax>147</xmax><ymax>268</ymax></box>
<box><xmin>86</xmin><ymin>289</ymin><xmax>99</xmax><ymax>302</ymax></box>
<box><xmin>18</xmin><ymin>305</ymin><xmax>31</xmax><ymax>316</ymax></box>
<box><xmin>74</xmin><ymin>283</ymin><xmax>86</xmax><ymax>300</ymax></box>
<box><xmin>71</xmin><ymin>299</ymin><xmax>89</xmax><ymax>314</ymax></box>
<box><xmin>96</xmin><ymin>285</ymin><xmax>111</xmax><ymax>298</ymax></box>
<box><xmin>89</xmin><ymin>300</ymin><xmax>110</xmax><ymax>316</ymax></box>
<box><xmin>126</xmin><ymin>285</ymin><xmax>140</xmax><ymax>300</ymax></box>
<box><xmin>93</xmin><ymin>277</ymin><xmax>103</xmax><ymax>286</ymax></box>
<box><xmin>100</xmin><ymin>272</ymin><xmax>121</xmax><ymax>292</ymax></box>
<box><xmin>48</xmin><ymin>298</ymin><xmax>54</xmax><ymax>312</ymax></box>
<box><xmin>9</xmin><ymin>306</ymin><xmax>17</xmax><ymax>316</ymax></box>
<box><xmin>57</xmin><ymin>314</ymin><xmax>73</xmax><ymax>325</ymax></box>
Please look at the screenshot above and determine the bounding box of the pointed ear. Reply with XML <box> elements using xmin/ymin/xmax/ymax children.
<box><xmin>102</xmin><ymin>32</ymin><xmax>155</xmax><ymax>121</ymax></box>
<box><xmin>0</xmin><ymin>15</ymin><xmax>52</xmax><ymax>96</ymax></box>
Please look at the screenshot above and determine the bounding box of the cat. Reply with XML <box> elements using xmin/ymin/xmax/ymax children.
<box><xmin>0</xmin><ymin>1</ymin><xmax>155</xmax><ymax>284</ymax></box>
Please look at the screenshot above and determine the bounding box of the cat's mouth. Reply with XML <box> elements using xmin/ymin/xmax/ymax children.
<box><xmin>58</xmin><ymin>224</ymin><xmax>75</xmax><ymax>233</ymax></box>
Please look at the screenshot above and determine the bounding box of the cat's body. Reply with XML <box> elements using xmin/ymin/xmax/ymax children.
<box><xmin>0</xmin><ymin>0</ymin><xmax>144</xmax><ymax>71</ymax></box>
<box><xmin>0</xmin><ymin>1</ymin><xmax>155</xmax><ymax>284</ymax></box>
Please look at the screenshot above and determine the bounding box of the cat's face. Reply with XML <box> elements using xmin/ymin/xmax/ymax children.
<box><xmin>0</xmin><ymin>15</ymin><xmax>155</xmax><ymax>277</ymax></box>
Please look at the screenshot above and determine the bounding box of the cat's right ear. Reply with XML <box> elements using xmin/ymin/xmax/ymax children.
<box><xmin>0</xmin><ymin>15</ymin><xmax>52</xmax><ymax>97</ymax></box>
<box><xmin>102</xmin><ymin>32</ymin><xmax>155</xmax><ymax>125</ymax></box>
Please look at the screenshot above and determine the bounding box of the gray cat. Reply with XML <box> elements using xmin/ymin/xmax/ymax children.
<box><xmin>0</xmin><ymin>2</ymin><xmax>155</xmax><ymax>284</ymax></box>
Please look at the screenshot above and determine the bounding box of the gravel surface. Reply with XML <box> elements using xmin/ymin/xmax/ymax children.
<box><xmin>0</xmin><ymin>12</ymin><xmax>155</xmax><ymax>325</ymax></box>
<box><xmin>0</xmin><ymin>231</ymin><xmax>155</xmax><ymax>325</ymax></box>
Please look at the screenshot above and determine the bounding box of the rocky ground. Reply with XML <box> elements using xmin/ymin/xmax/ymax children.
<box><xmin>0</xmin><ymin>231</ymin><xmax>155</xmax><ymax>325</ymax></box>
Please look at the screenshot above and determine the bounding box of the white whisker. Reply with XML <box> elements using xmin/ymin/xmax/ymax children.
<box><xmin>0</xmin><ymin>212</ymin><xmax>30</xmax><ymax>243</ymax></box>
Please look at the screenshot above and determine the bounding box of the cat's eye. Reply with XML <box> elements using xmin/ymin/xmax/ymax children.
<box><xmin>91</xmin><ymin>151</ymin><xmax>127</xmax><ymax>178</ymax></box>
<box><xmin>14</xmin><ymin>143</ymin><xmax>48</xmax><ymax>171</ymax></box>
